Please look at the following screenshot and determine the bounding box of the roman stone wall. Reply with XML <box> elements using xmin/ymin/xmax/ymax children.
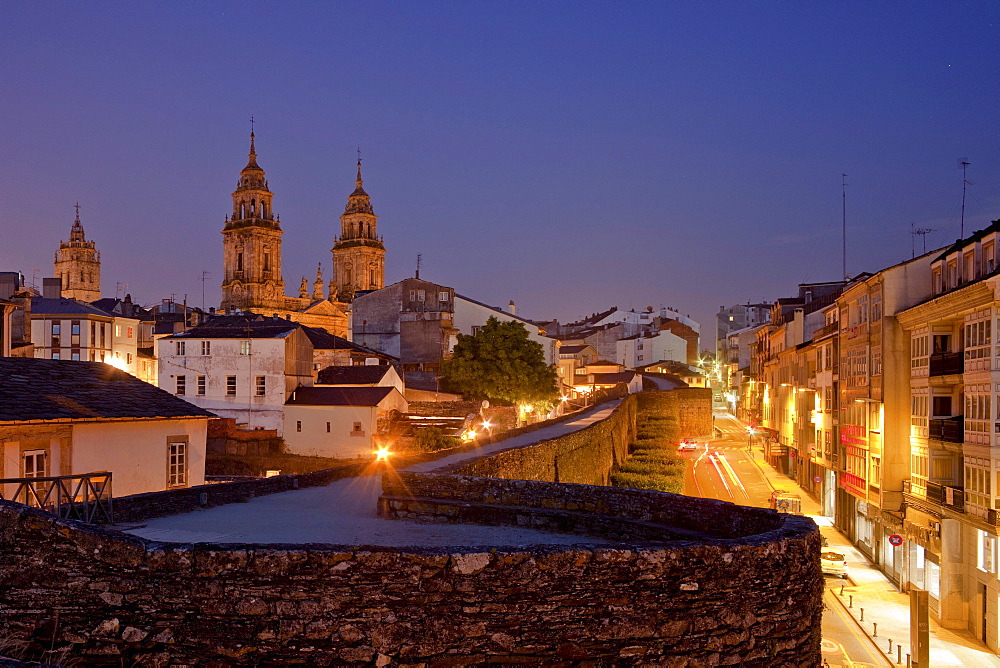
<box><xmin>0</xmin><ymin>494</ymin><xmax>821</xmax><ymax>667</ymax></box>
<box><xmin>445</xmin><ymin>394</ymin><xmax>635</xmax><ymax>485</ymax></box>
<box><xmin>639</xmin><ymin>387</ymin><xmax>713</xmax><ymax>438</ymax></box>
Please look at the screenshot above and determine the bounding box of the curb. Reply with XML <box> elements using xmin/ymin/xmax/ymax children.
<box><xmin>826</xmin><ymin>586</ymin><xmax>896</xmax><ymax>667</ymax></box>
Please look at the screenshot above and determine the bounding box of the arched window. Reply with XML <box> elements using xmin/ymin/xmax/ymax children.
<box><xmin>251</xmin><ymin>199</ymin><xmax>256</xmax><ymax>216</ymax></box>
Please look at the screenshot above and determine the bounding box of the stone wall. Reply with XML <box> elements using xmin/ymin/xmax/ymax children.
<box><xmin>0</xmin><ymin>495</ymin><xmax>821</xmax><ymax>667</ymax></box>
<box><xmin>639</xmin><ymin>387</ymin><xmax>713</xmax><ymax>438</ymax></box>
<box><xmin>445</xmin><ymin>394</ymin><xmax>636</xmax><ymax>485</ymax></box>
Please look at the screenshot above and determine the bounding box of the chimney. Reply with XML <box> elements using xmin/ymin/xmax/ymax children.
<box><xmin>42</xmin><ymin>277</ymin><xmax>62</xmax><ymax>299</ymax></box>
<box><xmin>508</xmin><ymin>300</ymin><xmax>516</xmax><ymax>316</ymax></box>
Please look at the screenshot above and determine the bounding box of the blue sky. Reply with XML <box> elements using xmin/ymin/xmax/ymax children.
<box><xmin>2</xmin><ymin>2</ymin><xmax>998</xmax><ymax>334</ymax></box>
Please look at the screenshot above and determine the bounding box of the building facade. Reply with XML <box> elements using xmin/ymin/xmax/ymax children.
<box><xmin>331</xmin><ymin>161</ymin><xmax>385</xmax><ymax>302</ymax></box>
<box><xmin>218</xmin><ymin>131</ymin><xmax>348</xmax><ymax>336</ymax></box>
<box><xmin>54</xmin><ymin>205</ymin><xmax>101</xmax><ymax>303</ymax></box>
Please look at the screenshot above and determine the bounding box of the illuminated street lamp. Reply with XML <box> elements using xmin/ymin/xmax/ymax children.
<box><xmin>747</xmin><ymin>427</ymin><xmax>756</xmax><ymax>453</ymax></box>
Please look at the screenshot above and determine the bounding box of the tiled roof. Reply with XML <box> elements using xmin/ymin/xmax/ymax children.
<box><xmin>302</xmin><ymin>326</ymin><xmax>395</xmax><ymax>359</ymax></box>
<box><xmin>316</xmin><ymin>365</ymin><xmax>393</xmax><ymax>385</ymax></box>
<box><xmin>0</xmin><ymin>358</ymin><xmax>216</xmax><ymax>422</ymax></box>
<box><xmin>557</xmin><ymin>344</ymin><xmax>589</xmax><ymax>355</ymax></box>
<box><xmin>30</xmin><ymin>297</ymin><xmax>113</xmax><ymax>318</ymax></box>
<box><xmin>286</xmin><ymin>386</ymin><xmax>396</xmax><ymax>407</ymax></box>
<box><xmin>164</xmin><ymin>314</ymin><xmax>298</xmax><ymax>339</ymax></box>
<box><xmin>591</xmin><ymin>372</ymin><xmax>638</xmax><ymax>384</ymax></box>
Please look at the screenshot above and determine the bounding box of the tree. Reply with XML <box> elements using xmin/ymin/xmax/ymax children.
<box><xmin>440</xmin><ymin>317</ymin><xmax>558</xmax><ymax>406</ymax></box>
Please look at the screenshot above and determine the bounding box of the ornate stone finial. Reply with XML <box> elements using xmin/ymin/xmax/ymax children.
<box><xmin>74</xmin><ymin>202</ymin><xmax>81</xmax><ymax>222</ymax></box>
<box><xmin>299</xmin><ymin>277</ymin><xmax>309</xmax><ymax>299</ymax></box>
<box><xmin>312</xmin><ymin>263</ymin><xmax>325</xmax><ymax>300</ymax></box>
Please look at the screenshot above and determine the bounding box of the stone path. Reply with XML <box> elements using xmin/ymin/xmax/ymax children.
<box><xmin>123</xmin><ymin>401</ymin><xmax>622</xmax><ymax>547</ymax></box>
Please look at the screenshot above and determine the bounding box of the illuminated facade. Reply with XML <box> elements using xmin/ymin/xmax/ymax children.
<box><xmin>330</xmin><ymin>161</ymin><xmax>385</xmax><ymax>302</ymax></box>
<box><xmin>219</xmin><ymin>131</ymin><xmax>348</xmax><ymax>336</ymax></box>
<box><xmin>54</xmin><ymin>205</ymin><xmax>101</xmax><ymax>303</ymax></box>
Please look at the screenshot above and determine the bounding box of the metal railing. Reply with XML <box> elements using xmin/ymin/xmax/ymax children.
<box><xmin>925</xmin><ymin>481</ymin><xmax>964</xmax><ymax>512</ymax></box>
<box><xmin>929</xmin><ymin>352</ymin><xmax>963</xmax><ymax>376</ymax></box>
<box><xmin>928</xmin><ymin>416</ymin><xmax>964</xmax><ymax>443</ymax></box>
<box><xmin>0</xmin><ymin>471</ymin><xmax>113</xmax><ymax>524</ymax></box>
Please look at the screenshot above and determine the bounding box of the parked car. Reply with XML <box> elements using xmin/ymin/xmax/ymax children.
<box><xmin>677</xmin><ymin>438</ymin><xmax>698</xmax><ymax>452</ymax></box>
<box><xmin>820</xmin><ymin>551</ymin><xmax>849</xmax><ymax>578</ymax></box>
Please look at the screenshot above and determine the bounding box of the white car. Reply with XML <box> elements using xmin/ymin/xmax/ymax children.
<box><xmin>677</xmin><ymin>439</ymin><xmax>698</xmax><ymax>452</ymax></box>
<box><xmin>820</xmin><ymin>551</ymin><xmax>849</xmax><ymax>578</ymax></box>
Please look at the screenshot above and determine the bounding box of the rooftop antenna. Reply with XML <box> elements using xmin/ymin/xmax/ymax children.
<box><xmin>959</xmin><ymin>158</ymin><xmax>971</xmax><ymax>238</ymax></box>
<box><xmin>199</xmin><ymin>270</ymin><xmax>211</xmax><ymax>310</ymax></box>
<box><xmin>911</xmin><ymin>224</ymin><xmax>936</xmax><ymax>258</ymax></box>
<box><xmin>841</xmin><ymin>174</ymin><xmax>848</xmax><ymax>281</ymax></box>
<box><xmin>415</xmin><ymin>253</ymin><xmax>422</xmax><ymax>279</ymax></box>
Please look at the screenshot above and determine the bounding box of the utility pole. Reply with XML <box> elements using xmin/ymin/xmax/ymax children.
<box><xmin>959</xmin><ymin>159</ymin><xmax>971</xmax><ymax>238</ymax></box>
<box><xmin>842</xmin><ymin>174</ymin><xmax>848</xmax><ymax>281</ymax></box>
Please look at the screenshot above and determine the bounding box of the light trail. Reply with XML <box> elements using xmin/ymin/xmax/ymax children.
<box><xmin>715</xmin><ymin>451</ymin><xmax>749</xmax><ymax>499</ymax></box>
<box><xmin>707</xmin><ymin>452</ymin><xmax>733</xmax><ymax>498</ymax></box>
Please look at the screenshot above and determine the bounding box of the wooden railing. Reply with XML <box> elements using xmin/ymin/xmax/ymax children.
<box><xmin>0</xmin><ymin>471</ymin><xmax>113</xmax><ymax>524</ymax></box>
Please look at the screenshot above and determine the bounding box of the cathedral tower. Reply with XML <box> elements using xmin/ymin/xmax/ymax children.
<box><xmin>331</xmin><ymin>160</ymin><xmax>385</xmax><ymax>302</ymax></box>
<box><xmin>220</xmin><ymin>130</ymin><xmax>286</xmax><ymax>312</ymax></box>
<box><xmin>54</xmin><ymin>204</ymin><xmax>101</xmax><ymax>302</ymax></box>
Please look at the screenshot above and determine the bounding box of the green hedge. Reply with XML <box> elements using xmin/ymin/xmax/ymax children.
<box><xmin>610</xmin><ymin>391</ymin><xmax>686</xmax><ymax>494</ymax></box>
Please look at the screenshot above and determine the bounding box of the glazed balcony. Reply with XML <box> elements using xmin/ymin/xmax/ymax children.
<box><xmin>928</xmin><ymin>416</ymin><xmax>964</xmax><ymax>444</ymax></box>
<box><xmin>929</xmin><ymin>352</ymin><xmax>963</xmax><ymax>376</ymax></box>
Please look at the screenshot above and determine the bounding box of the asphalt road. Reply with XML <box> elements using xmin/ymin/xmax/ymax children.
<box><xmin>682</xmin><ymin>411</ymin><xmax>891</xmax><ymax>668</ymax></box>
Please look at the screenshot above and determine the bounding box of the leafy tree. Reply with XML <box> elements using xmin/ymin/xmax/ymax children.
<box><xmin>441</xmin><ymin>316</ymin><xmax>558</xmax><ymax>406</ymax></box>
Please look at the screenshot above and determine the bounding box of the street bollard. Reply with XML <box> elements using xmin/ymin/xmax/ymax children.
<box><xmin>840</xmin><ymin>584</ymin><xmax>845</xmax><ymax>596</ymax></box>
<box><xmin>849</xmin><ymin>594</ymin><xmax>853</xmax><ymax>608</ymax></box>
<box><xmin>898</xmin><ymin>645</ymin><xmax>902</xmax><ymax>664</ymax></box>
<box><xmin>873</xmin><ymin>621</ymin><xmax>877</xmax><ymax>636</ymax></box>
<box><xmin>906</xmin><ymin>653</ymin><xmax>911</xmax><ymax>667</ymax></box>
<box><xmin>860</xmin><ymin>607</ymin><xmax>864</xmax><ymax>622</ymax></box>
<box><xmin>888</xmin><ymin>638</ymin><xmax>892</xmax><ymax>651</ymax></box>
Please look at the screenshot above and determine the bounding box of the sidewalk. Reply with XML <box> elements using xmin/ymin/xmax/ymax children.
<box><xmin>748</xmin><ymin>447</ymin><xmax>1000</xmax><ymax>667</ymax></box>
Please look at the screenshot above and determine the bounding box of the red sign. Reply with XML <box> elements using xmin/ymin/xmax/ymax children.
<box><xmin>889</xmin><ymin>534</ymin><xmax>904</xmax><ymax>547</ymax></box>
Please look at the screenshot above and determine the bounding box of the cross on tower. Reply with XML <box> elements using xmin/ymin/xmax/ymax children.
<box><xmin>357</xmin><ymin>146</ymin><xmax>362</xmax><ymax>164</ymax></box>
<box><xmin>74</xmin><ymin>202</ymin><xmax>81</xmax><ymax>217</ymax></box>
<box><xmin>250</xmin><ymin>116</ymin><xmax>255</xmax><ymax>134</ymax></box>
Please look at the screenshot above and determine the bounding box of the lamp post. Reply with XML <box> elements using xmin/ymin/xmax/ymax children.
<box><xmin>747</xmin><ymin>427</ymin><xmax>756</xmax><ymax>453</ymax></box>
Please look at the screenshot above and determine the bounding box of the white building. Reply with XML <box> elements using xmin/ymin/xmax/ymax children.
<box><xmin>157</xmin><ymin>315</ymin><xmax>314</xmax><ymax>433</ymax></box>
<box><xmin>30</xmin><ymin>296</ymin><xmax>140</xmax><ymax>375</ymax></box>
<box><xmin>616</xmin><ymin>329</ymin><xmax>687</xmax><ymax>369</ymax></box>
<box><xmin>283</xmin><ymin>386</ymin><xmax>408</xmax><ymax>458</ymax></box>
<box><xmin>0</xmin><ymin>357</ymin><xmax>214</xmax><ymax>497</ymax></box>
<box><xmin>454</xmin><ymin>294</ymin><xmax>557</xmax><ymax>365</ymax></box>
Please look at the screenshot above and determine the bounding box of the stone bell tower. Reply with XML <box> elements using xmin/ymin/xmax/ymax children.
<box><xmin>220</xmin><ymin>129</ymin><xmax>285</xmax><ymax>312</ymax></box>
<box><xmin>54</xmin><ymin>203</ymin><xmax>101</xmax><ymax>302</ymax></box>
<box><xmin>331</xmin><ymin>159</ymin><xmax>385</xmax><ymax>302</ymax></box>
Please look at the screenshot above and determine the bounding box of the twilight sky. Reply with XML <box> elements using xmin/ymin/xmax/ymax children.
<box><xmin>2</xmin><ymin>3</ymin><xmax>998</xmax><ymax>336</ymax></box>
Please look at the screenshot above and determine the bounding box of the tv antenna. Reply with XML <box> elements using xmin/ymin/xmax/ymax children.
<box><xmin>959</xmin><ymin>158</ymin><xmax>971</xmax><ymax>238</ymax></box>
<box><xmin>199</xmin><ymin>270</ymin><xmax>212</xmax><ymax>310</ymax></box>
<box><xmin>911</xmin><ymin>224</ymin><xmax>936</xmax><ymax>258</ymax></box>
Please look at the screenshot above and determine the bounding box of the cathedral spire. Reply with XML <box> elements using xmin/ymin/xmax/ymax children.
<box><xmin>69</xmin><ymin>202</ymin><xmax>86</xmax><ymax>242</ymax></box>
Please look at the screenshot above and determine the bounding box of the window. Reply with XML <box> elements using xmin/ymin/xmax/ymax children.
<box><xmin>23</xmin><ymin>450</ymin><xmax>46</xmax><ymax>478</ymax></box>
<box><xmin>351</xmin><ymin>421</ymin><xmax>365</xmax><ymax>436</ymax></box>
<box><xmin>263</xmin><ymin>252</ymin><xmax>271</xmax><ymax>273</ymax></box>
<box><xmin>296</xmin><ymin>420</ymin><xmax>302</xmax><ymax>432</ymax></box>
<box><xmin>979</xmin><ymin>530</ymin><xmax>997</xmax><ymax>574</ymax></box>
<box><xmin>326</xmin><ymin>422</ymin><xmax>331</xmax><ymax>433</ymax></box>
<box><xmin>71</xmin><ymin>351</ymin><xmax>80</xmax><ymax>361</ymax></box>
<box><xmin>197</xmin><ymin>375</ymin><xmax>206</xmax><ymax>396</ymax></box>
<box><xmin>987</xmin><ymin>243</ymin><xmax>997</xmax><ymax>274</ymax></box>
<box><xmin>409</xmin><ymin>290</ymin><xmax>416</xmax><ymax>301</ymax></box>
<box><xmin>115</xmin><ymin>325</ymin><xmax>121</xmax><ymax>337</ymax></box>
<box><xmin>91</xmin><ymin>323</ymin><xmax>96</xmax><ymax>345</ymax></box>
<box><xmin>51</xmin><ymin>352</ymin><xmax>60</xmax><ymax>360</ymax></box>
<box><xmin>71</xmin><ymin>323</ymin><xmax>80</xmax><ymax>336</ymax></box>
<box><xmin>255</xmin><ymin>375</ymin><xmax>266</xmax><ymax>396</ymax></box>
<box><xmin>126</xmin><ymin>327</ymin><xmax>133</xmax><ymax>339</ymax></box>
<box><xmin>126</xmin><ymin>353</ymin><xmax>132</xmax><ymax>365</ymax></box>
<box><xmin>175</xmin><ymin>341</ymin><xmax>186</xmax><ymax>356</ymax></box>
<box><xmin>417</xmin><ymin>289</ymin><xmax>425</xmax><ymax>302</ymax></box>
<box><xmin>471</xmin><ymin>326</ymin><xmax>482</xmax><ymax>336</ymax></box>
<box><xmin>226</xmin><ymin>376</ymin><xmax>237</xmax><ymax>396</ymax></box>
<box><xmin>439</xmin><ymin>291</ymin><xmax>449</xmax><ymax>303</ymax></box>
<box><xmin>175</xmin><ymin>375</ymin><xmax>186</xmax><ymax>395</ymax></box>
<box><xmin>100</xmin><ymin>323</ymin><xmax>106</xmax><ymax>348</ymax></box>
<box><xmin>240</xmin><ymin>340</ymin><xmax>251</xmax><ymax>355</ymax></box>
<box><xmin>236</xmin><ymin>252</ymin><xmax>244</xmax><ymax>272</ymax></box>
<box><xmin>52</xmin><ymin>323</ymin><xmax>61</xmax><ymax>336</ymax></box>
<box><xmin>201</xmin><ymin>341</ymin><xmax>211</xmax><ymax>355</ymax></box>
<box><xmin>168</xmin><ymin>442</ymin><xmax>187</xmax><ymax>487</ymax></box>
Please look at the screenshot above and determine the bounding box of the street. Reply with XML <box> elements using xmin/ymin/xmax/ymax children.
<box><xmin>680</xmin><ymin>411</ymin><xmax>892</xmax><ymax>668</ymax></box>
